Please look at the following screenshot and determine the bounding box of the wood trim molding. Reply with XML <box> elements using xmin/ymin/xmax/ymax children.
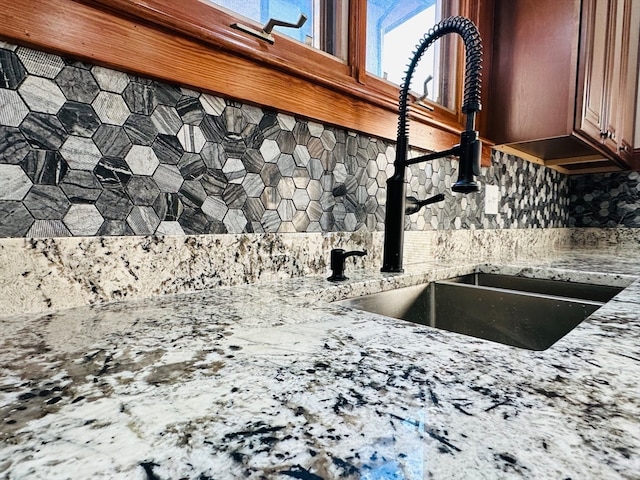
<box><xmin>0</xmin><ymin>0</ymin><xmax>493</xmax><ymax>164</ymax></box>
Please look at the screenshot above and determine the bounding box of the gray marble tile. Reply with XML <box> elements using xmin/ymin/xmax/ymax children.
<box><xmin>222</xmin><ymin>184</ymin><xmax>247</xmax><ymax>209</ymax></box>
<box><xmin>178</xmin><ymin>206</ymin><xmax>211</xmax><ymax>234</ymax></box>
<box><xmin>16</xmin><ymin>47</ymin><xmax>65</xmax><ymax>79</ymax></box>
<box><xmin>277</xmin><ymin>177</ymin><xmax>295</xmax><ymax>199</ymax></box>
<box><xmin>200</xmin><ymin>169</ymin><xmax>226</xmax><ymax>196</ymax></box>
<box><xmin>0</xmin><ymin>41</ymin><xmax>17</xmax><ymax>51</ymax></box>
<box><xmin>0</xmin><ymin>49</ymin><xmax>26</xmax><ymax>88</ymax></box>
<box><xmin>97</xmin><ymin>219</ymin><xmax>133</xmax><ymax>236</ymax></box>
<box><xmin>177</xmin><ymin>124</ymin><xmax>205</xmax><ymax>153</ymax></box>
<box><xmin>259</xmin><ymin>113</ymin><xmax>281</xmax><ymax>140</ymax></box>
<box><xmin>0</xmin><ymin>201</ymin><xmax>33</xmax><ymax>236</ymax></box>
<box><xmin>200</xmin><ymin>114</ymin><xmax>226</xmax><ymax>143</ymax></box>
<box><xmin>179</xmin><ymin>179</ymin><xmax>207</xmax><ymax>208</ymax></box>
<box><xmin>260</xmin><ymin>186</ymin><xmax>280</xmax><ymax>209</ymax></box>
<box><xmin>127</xmin><ymin>206</ymin><xmax>160</xmax><ymax>235</ymax></box>
<box><xmin>0</xmin><ymin>88</ymin><xmax>29</xmax><ymax>127</ymax></box>
<box><xmin>21</xmin><ymin>150</ymin><xmax>67</xmax><ymax>185</ymax></box>
<box><xmin>56</xmin><ymin>101</ymin><xmax>101</xmax><ymax>137</ymax></box>
<box><xmin>0</xmin><ymin>165</ymin><xmax>32</xmax><ymax>200</ymax></box>
<box><xmin>60</xmin><ymin>170</ymin><xmax>102</xmax><ymax>202</ymax></box>
<box><xmin>26</xmin><ymin>219</ymin><xmax>71</xmax><ymax>237</ymax></box>
<box><xmin>200</xmin><ymin>142</ymin><xmax>225</xmax><ymax>170</ymax></box>
<box><xmin>277</xmin><ymin>154</ymin><xmax>296</xmax><ymax>177</ymax></box>
<box><xmin>91</xmin><ymin>65</ymin><xmax>129</xmax><ymax>93</ymax></box>
<box><xmin>126</xmin><ymin>175</ymin><xmax>160</xmax><ymax>206</ymax></box>
<box><xmin>23</xmin><ymin>185</ymin><xmax>70</xmax><ymax>219</ymax></box>
<box><xmin>123</xmin><ymin>82</ymin><xmax>158</xmax><ymax>115</ymax></box>
<box><xmin>261</xmin><ymin>209</ymin><xmax>281</xmax><ymax>232</ymax></box>
<box><xmin>307</xmin><ymin>157</ymin><xmax>323</xmax><ymax>180</ymax></box>
<box><xmin>260</xmin><ymin>163</ymin><xmax>281</xmax><ymax>187</ymax></box>
<box><xmin>223</xmin><ymin>208</ymin><xmax>247</xmax><ymax>233</ymax></box>
<box><xmin>92</xmin><ymin>91</ymin><xmax>130</xmax><ymax>125</ymax></box>
<box><xmin>93</xmin><ymin>124</ymin><xmax>132</xmax><ymax>158</ymax></box>
<box><xmin>64</xmin><ymin>58</ymin><xmax>93</xmax><ymax>70</ymax></box>
<box><xmin>152</xmin><ymin>164</ymin><xmax>183</xmax><ymax>193</ymax></box>
<box><xmin>201</xmin><ymin>195</ymin><xmax>228</xmax><ymax>221</ymax></box>
<box><xmin>244</xmin><ymin>197</ymin><xmax>265</xmax><ymax>222</ymax></box>
<box><xmin>153</xmin><ymin>193</ymin><xmax>183</xmax><ymax>221</ymax></box>
<box><xmin>55</xmin><ymin>66</ymin><xmax>100</xmax><ymax>103</ymax></box>
<box><xmin>0</xmin><ymin>126</ymin><xmax>31</xmax><ymax>164</ymax></box>
<box><xmin>152</xmin><ymin>133</ymin><xmax>184</xmax><ymax>165</ymax></box>
<box><xmin>123</xmin><ymin>113</ymin><xmax>158</xmax><ymax>146</ymax></box>
<box><xmin>176</xmin><ymin>95</ymin><xmax>204</xmax><ymax>125</ymax></box>
<box><xmin>62</xmin><ymin>204</ymin><xmax>104</xmax><ymax>236</ymax></box>
<box><xmin>292</xmin><ymin>122</ymin><xmax>311</xmax><ymax>145</ymax></box>
<box><xmin>18</xmin><ymin>76</ymin><xmax>66</xmax><ymax>114</ymax></box>
<box><xmin>308</xmin><ymin>199</ymin><xmax>322</xmax><ymax>222</ymax></box>
<box><xmin>223</xmin><ymin>106</ymin><xmax>246</xmax><ymax>134</ymax></box>
<box><xmin>241</xmin><ymin>172</ymin><xmax>265</xmax><ymax>197</ymax></box>
<box><xmin>222</xmin><ymin>157</ymin><xmax>246</xmax><ymax>183</ymax></box>
<box><xmin>178</xmin><ymin>153</ymin><xmax>206</xmax><ymax>180</ymax></box>
<box><xmin>241</xmin><ymin>149</ymin><xmax>264</xmax><ymax>174</ymax></box>
<box><xmin>124</xmin><ymin>145</ymin><xmax>159</xmax><ymax>176</ymax></box>
<box><xmin>151</xmin><ymin>105</ymin><xmax>182</xmax><ymax>135</ymax></box>
<box><xmin>277</xmin><ymin>198</ymin><xmax>295</xmax><ymax>221</ymax></box>
<box><xmin>154</xmin><ymin>82</ymin><xmax>182</xmax><ymax>107</ymax></box>
<box><xmin>156</xmin><ymin>220</ymin><xmax>185</xmax><ymax>235</ymax></box>
<box><xmin>222</xmin><ymin>134</ymin><xmax>247</xmax><ymax>159</ymax></box>
<box><xmin>59</xmin><ymin>136</ymin><xmax>101</xmax><ymax>171</ymax></box>
<box><xmin>95</xmin><ymin>188</ymin><xmax>133</xmax><ymax>220</ymax></box>
<box><xmin>19</xmin><ymin>112</ymin><xmax>67</xmax><ymax>150</ymax></box>
<box><xmin>95</xmin><ymin>157</ymin><xmax>132</xmax><ymax>189</ymax></box>
<box><xmin>200</xmin><ymin>93</ymin><xmax>226</xmax><ymax>115</ymax></box>
<box><xmin>242</xmin><ymin>123</ymin><xmax>264</xmax><ymax>150</ymax></box>
<box><xmin>293</xmin><ymin>188</ymin><xmax>310</xmax><ymax>210</ymax></box>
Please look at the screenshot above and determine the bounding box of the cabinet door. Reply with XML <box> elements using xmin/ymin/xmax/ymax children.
<box><xmin>577</xmin><ymin>0</ymin><xmax>615</xmax><ymax>144</ymax></box>
<box><xmin>602</xmin><ymin>0</ymin><xmax>625</xmax><ymax>153</ymax></box>
<box><xmin>616</xmin><ymin>0</ymin><xmax>640</xmax><ymax>167</ymax></box>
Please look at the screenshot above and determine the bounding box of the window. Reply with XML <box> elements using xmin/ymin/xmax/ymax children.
<box><xmin>366</xmin><ymin>0</ymin><xmax>459</xmax><ymax>111</ymax></box>
<box><xmin>203</xmin><ymin>0</ymin><xmax>457</xmax><ymax>111</ymax></box>
<box><xmin>6</xmin><ymin>0</ymin><xmax>488</xmax><ymax>154</ymax></box>
<box><xmin>202</xmin><ymin>0</ymin><xmax>462</xmax><ymax>113</ymax></box>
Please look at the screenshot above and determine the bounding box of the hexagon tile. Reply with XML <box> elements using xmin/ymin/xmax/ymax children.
<box><xmin>0</xmin><ymin>40</ymin><xmax>574</xmax><ymax>239</ymax></box>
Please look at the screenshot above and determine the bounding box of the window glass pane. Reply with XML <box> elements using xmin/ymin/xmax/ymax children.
<box><xmin>366</xmin><ymin>0</ymin><xmax>458</xmax><ymax>111</ymax></box>
<box><xmin>206</xmin><ymin>0</ymin><xmax>348</xmax><ymax>60</ymax></box>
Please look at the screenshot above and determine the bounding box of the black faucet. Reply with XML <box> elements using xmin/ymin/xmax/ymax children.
<box><xmin>327</xmin><ymin>248</ymin><xmax>367</xmax><ymax>282</ymax></box>
<box><xmin>382</xmin><ymin>16</ymin><xmax>483</xmax><ymax>273</ymax></box>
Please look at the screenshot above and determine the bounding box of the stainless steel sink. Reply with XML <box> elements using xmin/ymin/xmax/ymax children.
<box><xmin>334</xmin><ymin>274</ymin><xmax>624</xmax><ymax>350</ymax></box>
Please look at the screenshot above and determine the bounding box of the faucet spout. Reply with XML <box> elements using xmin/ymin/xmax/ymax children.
<box><xmin>382</xmin><ymin>16</ymin><xmax>483</xmax><ymax>273</ymax></box>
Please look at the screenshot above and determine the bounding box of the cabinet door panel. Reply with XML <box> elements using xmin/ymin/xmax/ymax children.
<box><xmin>602</xmin><ymin>0</ymin><xmax>625</xmax><ymax>152</ymax></box>
<box><xmin>578</xmin><ymin>0</ymin><xmax>612</xmax><ymax>141</ymax></box>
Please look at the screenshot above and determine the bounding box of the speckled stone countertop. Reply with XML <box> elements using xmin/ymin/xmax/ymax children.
<box><xmin>1</xmin><ymin>249</ymin><xmax>639</xmax><ymax>479</ymax></box>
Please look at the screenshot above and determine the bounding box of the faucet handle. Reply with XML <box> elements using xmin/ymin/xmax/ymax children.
<box><xmin>405</xmin><ymin>193</ymin><xmax>445</xmax><ymax>215</ymax></box>
<box><xmin>327</xmin><ymin>248</ymin><xmax>367</xmax><ymax>282</ymax></box>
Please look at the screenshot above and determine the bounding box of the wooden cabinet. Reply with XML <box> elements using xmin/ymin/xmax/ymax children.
<box><xmin>485</xmin><ymin>0</ymin><xmax>640</xmax><ymax>173</ymax></box>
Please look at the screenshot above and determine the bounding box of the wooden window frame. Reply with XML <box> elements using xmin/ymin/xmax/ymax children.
<box><xmin>0</xmin><ymin>0</ymin><xmax>493</xmax><ymax>160</ymax></box>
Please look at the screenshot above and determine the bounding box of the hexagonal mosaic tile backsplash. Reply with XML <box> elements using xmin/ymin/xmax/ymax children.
<box><xmin>569</xmin><ymin>171</ymin><xmax>640</xmax><ymax>227</ymax></box>
<box><xmin>0</xmin><ymin>41</ymin><xmax>572</xmax><ymax>238</ymax></box>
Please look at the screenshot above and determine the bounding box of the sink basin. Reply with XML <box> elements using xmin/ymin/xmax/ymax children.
<box><xmin>334</xmin><ymin>273</ymin><xmax>624</xmax><ymax>350</ymax></box>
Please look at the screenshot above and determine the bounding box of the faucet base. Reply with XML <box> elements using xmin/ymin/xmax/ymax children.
<box><xmin>327</xmin><ymin>274</ymin><xmax>349</xmax><ymax>282</ymax></box>
<box><xmin>381</xmin><ymin>266</ymin><xmax>404</xmax><ymax>273</ymax></box>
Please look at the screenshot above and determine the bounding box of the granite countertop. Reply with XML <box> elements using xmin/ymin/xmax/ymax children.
<box><xmin>1</xmin><ymin>249</ymin><xmax>639</xmax><ymax>479</ymax></box>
